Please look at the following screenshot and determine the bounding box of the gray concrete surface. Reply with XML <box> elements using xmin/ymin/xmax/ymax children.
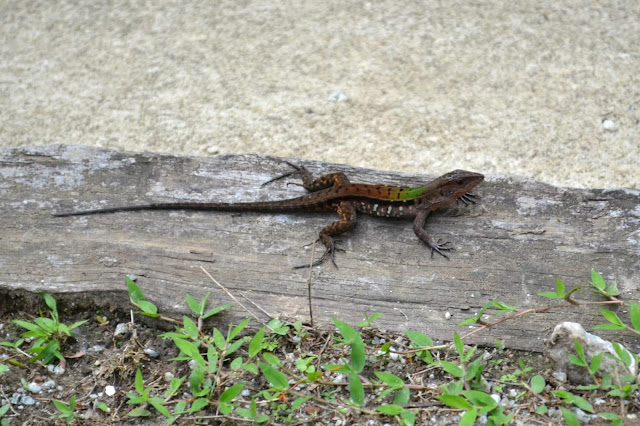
<box><xmin>1</xmin><ymin>1</ymin><xmax>639</xmax><ymax>188</ymax></box>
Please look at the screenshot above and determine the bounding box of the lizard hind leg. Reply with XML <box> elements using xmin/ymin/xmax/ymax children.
<box><xmin>293</xmin><ymin>201</ymin><xmax>356</xmax><ymax>269</ymax></box>
<box><xmin>262</xmin><ymin>161</ymin><xmax>350</xmax><ymax>192</ymax></box>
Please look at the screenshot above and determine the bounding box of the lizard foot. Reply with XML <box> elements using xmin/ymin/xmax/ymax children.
<box><xmin>458</xmin><ymin>193</ymin><xmax>478</xmax><ymax>205</ymax></box>
<box><xmin>261</xmin><ymin>161</ymin><xmax>305</xmax><ymax>187</ymax></box>
<box><xmin>428</xmin><ymin>239</ymin><xmax>452</xmax><ymax>259</ymax></box>
<box><xmin>294</xmin><ymin>241</ymin><xmax>345</xmax><ymax>269</ymax></box>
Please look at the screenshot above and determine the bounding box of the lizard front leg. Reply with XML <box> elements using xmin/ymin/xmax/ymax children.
<box><xmin>262</xmin><ymin>161</ymin><xmax>350</xmax><ymax>192</ymax></box>
<box><xmin>294</xmin><ymin>201</ymin><xmax>357</xmax><ymax>268</ymax></box>
<box><xmin>412</xmin><ymin>208</ymin><xmax>452</xmax><ymax>259</ymax></box>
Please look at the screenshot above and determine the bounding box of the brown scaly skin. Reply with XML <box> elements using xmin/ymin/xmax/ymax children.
<box><xmin>53</xmin><ymin>162</ymin><xmax>484</xmax><ymax>268</ymax></box>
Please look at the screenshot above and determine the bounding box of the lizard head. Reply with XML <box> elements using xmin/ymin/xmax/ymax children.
<box><xmin>424</xmin><ymin>169</ymin><xmax>484</xmax><ymax>209</ymax></box>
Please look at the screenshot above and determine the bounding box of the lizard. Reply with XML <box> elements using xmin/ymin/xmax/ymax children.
<box><xmin>53</xmin><ymin>162</ymin><xmax>484</xmax><ymax>268</ymax></box>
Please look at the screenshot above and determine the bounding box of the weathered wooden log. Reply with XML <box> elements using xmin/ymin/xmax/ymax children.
<box><xmin>1</xmin><ymin>145</ymin><xmax>638</xmax><ymax>351</ymax></box>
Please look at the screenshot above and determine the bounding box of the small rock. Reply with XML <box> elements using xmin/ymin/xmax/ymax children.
<box><xmin>41</xmin><ymin>379</ymin><xmax>56</xmax><ymax>390</ymax></box>
<box><xmin>594</xmin><ymin>398</ymin><xmax>606</xmax><ymax>405</ymax></box>
<box><xmin>21</xmin><ymin>395</ymin><xmax>36</xmax><ymax>405</ymax></box>
<box><xmin>144</xmin><ymin>348</ymin><xmax>160</xmax><ymax>359</ymax></box>
<box><xmin>105</xmin><ymin>385</ymin><xmax>116</xmax><ymax>396</ymax></box>
<box><xmin>574</xmin><ymin>408</ymin><xmax>592</xmax><ymax>423</ymax></box>
<box><xmin>490</xmin><ymin>394</ymin><xmax>501</xmax><ymax>404</ymax></box>
<box><xmin>114</xmin><ymin>323</ymin><xmax>129</xmax><ymax>337</ymax></box>
<box><xmin>544</xmin><ymin>322</ymin><xmax>636</xmax><ymax>385</ymax></box>
<box><xmin>292</xmin><ymin>335</ymin><xmax>301</xmax><ymax>343</ymax></box>
<box><xmin>327</xmin><ymin>91</ymin><xmax>348</xmax><ymax>102</ymax></box>
<box><xmin>552</xmin><ymin>371</ymin><xmax>567</xmax><ymax>382</ymax></box>
<box><xmin>91</xmin><ymin>345</ymin><xmax>105</xmax><ymax>353</ymax></box>
<box><xmin>241</xmin><ymin>389</ymin><xmax>250</xmax><ymax>397</ymax></box>
<box><xmin>27</xmin><ymin>382</ymin><xmax>42</xmax><ymax>394</ymax></box>
<box><xmin>602</xmin><ymin>119</ymin><xmax>617</xmax><ymax>131</ymax></box>
<box><xmin>10</xmin><ymin>393</ymin><xmax>21</xmax><ymax>404</ymax></box>
<box><xmin>445</xmin><ymin>311</ymin><xmax>452</xmax><ymax>320</ymax></box>
<box><xmin>508</xmin><ymin>389</ymin><xmax>518</xmax><ymax>398</ymax></box>
<box><xmin>163</xmin><ymin>372</ymin><xmax>174</xmax><ymax>382</ymax></box>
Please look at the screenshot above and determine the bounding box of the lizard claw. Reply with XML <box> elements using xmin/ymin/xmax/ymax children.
<box><xmin>458</xmin><ymin>193</ymin><xmax>478</xmax><ymax>205</ymax></box>
<box><xmin>294</xmin><ymin>241</ymin><xmax>343</xmax><ymax>269</ymax></box>
<box><xmin>428</xmin><ymin>239</ymin><xmax>452</xmax><ymax>259</ymax></box>
<box><xmin>261</xmin><ymin>161</ymin><xmax>306</xmax><ymax>187</ymax></box>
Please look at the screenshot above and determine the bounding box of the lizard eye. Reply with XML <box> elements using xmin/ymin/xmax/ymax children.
<box><xmin>439</xmin><ymin>190</ymin><xmax>445</xmax><ymax>196</ymax></box>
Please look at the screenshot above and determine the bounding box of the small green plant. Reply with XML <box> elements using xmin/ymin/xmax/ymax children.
<box><xmin>11</xmin><ymin>292</ymin><xmax>87</xmax><ymax>364</ymax></box>
<box><xmin>126</xmin><ymin>369</ymin><xmax>171</xmax><ymax>418</ymax></box>
<box><xmin>52</xmin><ymin>395</ymin><xmax>77</xmax><ymax>424</ymax></box>
<box><xmin>0</xmin><ymin>403</ymin><xmax>10</xmax><ymax>426</ymax></box>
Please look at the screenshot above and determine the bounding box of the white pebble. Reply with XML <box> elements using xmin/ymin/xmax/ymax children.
<box><xmin>444</xmin><ymin>311</ymin><xmax>452</xmax><ymax>320</ymax></box>
<box><xmin>105</xmin><ymin>385</ymin><xmax>116</xmax><ymax>396</ymax></box>
<box><xmin>602</xmin><ymin>119</ymin><xmax>617</xmax><ymax>131</ymax></box>
<box><xmin>552</xmin><ymin>371</ymin><xmax>567</xmax><ymax>382</ymax></box>
<box><xmin>27</xmin><ymin>382</ymin><xmax>42</xmax><ymax>393</ymax></box>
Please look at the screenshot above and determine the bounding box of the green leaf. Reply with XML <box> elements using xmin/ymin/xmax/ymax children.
<box><xmin>530</xmin><ymin>375</ymin><xmax>545</xmax><ymax>393</ymax></box>
<box><xmin>242</xmin><ymin>362</ymin><xmax>258</xmax><ymax>374</ymax></box>
<box><xmin>351</xmin><ymin>334</ymin><xmax>365</xmax><ymax>373</ymax></box>
<box><xmin>401</xmin><ymin>409</ymin><xmax>416</xmax><ymax>426</ymax></box>
<box><xmin>149</xmin><ymin>397</ymin><xmax>171</xmax><ymax>417</ymax></box>
<box><xmin>172</xmin><ymin>338</ymin><xmax>205</xmax><ymax>369</ymax></box>
<box><xmin>460</xmin><ymin>407</ymin><xmax>477</xmax><ymax>426</ymax></box>
<box><xmin>394</xmin><ymin>386</ymin><xmax>410</xmax><ymax>405</ymax></box>
<box><xmin>226</xmin><ymin>337</ymin><xmax>246</xmax><ymax>355</ymax></box>
<box><xmin>126</xmin><ymin>277</ymin><xmax>145</xmax><ymax>303</ymax></box>
<box><xmin>40</xmin><ymin>292</ymin><xmax>58</xmax><ymax>314</ymax></box>
<box><xmin>349</xmin><ymin>372</ymin><xmax>364</xmax><ymax>406</ymax></box>
<box><xmin>262</xmin><ymin>352</ymin><xmax>281</xmax><ymax>367</ymax></box>
<box><xmin>612</xmin><ymin>342</ymin><xmax>632</xmax><ymax>367</ymax></box>
<box><xmin>375</xmin><ymin>371</ymin><xmax>404</xmax><ymax>388</ymax></box>
<box><xmin>212</xmin><ymin>328</ymin><xmax>226</xmax><ymax>350</ymax></box>
<box><xmin>599</xmin><ymin>309</ymin><xmax>625</xmax><ymax>327</ymax></box>
<box><xmin>229</xmin><ymin>318</ymin><xmax>251</xmax><ymax>340</ymax></box>
<box><xmin>571</xmin><ymin>394</ymin><xmax>594</xmax><ymax>413</ymax></box>
<box><xmin>127</xmin><ymin>407</ymin><xmax>151</xmax><ymax>417</ymax></box>
<box><xmin>202</xmin><ymin>303</ymin><xmax>232</xmax><ymax>319</ymax></box>
<box><xmin>539</xmin><ymin>278</ymin><xmax>566</xmax><ymax>299</ymax></box>
<box><xmin>333</xmin><ymin>318</ymin><xmax>357</xmax><ymax>342</ymax></box>
<box><xmin>404</xmin><ymin>331</ymin><xmax>433</xmax><ymax>347</ymax></box>
<box><xmin>437</xmin><ymin>395</ymin><xmax>472</xmax><ymax>410</ymax></box>
<box><xmin>440</xmin><ymin>361</ymin><xmax>464</xmax><ymax>378</ymax></box>
<box><xmin>137</xmin><ymin>300</ymin><xmax>158</xmax><ymax>315</ymax></box>
<box><xmin>593</xmin><ymin>323</ymin><xmax>626</xmax><ymax>330</ymax></box>
<box><xmin>453</xmin><ymin>333</ymin><xmax>464</xmax><ymax>358</ymax></box>
<box><xmin>230</xmin><ymin>357</ymin><xmax>243</xmax><ymax>370</ymax></box>
<box><xmin>568</xmin><ymin>354</ymin><xmax>586</xmax><ymax>367</ymax></box>
<box><xmin>291</xmin><ymin>396</ymin><xmax>312</xmax><ymax>410</ymax></box>
<box><xmin>67</xmin><ymin>319</ymin><xmax>88</xmax><ymax>331</ymax></box>
<box><xmin>560</xmin><ymin>407</ymin><xmax>580</xmax><ymax>426</ymax></box>
<box><xmin>219</xmin><ymin>383</ymin><xmax>245</xmax><ymax>403</ymax></box>
<box><xmin>376</xmin><ymin>404</ymin><xmax>403</xmax><ymax>415</ymax></box>
<box><xmin>52</xmin><ymin>399</ymin><xmax>71</xmax><ymax>413</ymax></box>
<box><xmin>589</xmin><ymin>353</ymin><xmax>603</xmax><ymax>374</ymax></box>
<box><xmin>190</xmin><ymin>398</ymin><xmax>209</xmax><ymax>413</ymax></box>
<box><xmin>590</xmin><ymin>270</ymin><xmax>605</xmax><ymax>290</ymax></box>
<box><xmin>462</xmin><ymin>390</ymin><xmax>497</xmax><ymax>410</ymax></box>
<box><xmin>259</xmin><ymin>361</ymin><xmax>289</xmax><ymax>390</ymax></box>
<box><xmin>249</xmin><ymin>327</ymin><xmax>266</xmax><ymax>358</ymax></box>
<box><xmin>630</xmin><ymin>303</ymin><xmax>640</xmax><ymax>332</ymax></box>
<box><xmin>134</xmin><ymin>369</ymin><xmax>144</xmax><ymax>394</ymax></box>
<box><xmin>186</xmin><ymin>294</ymin><xmax>202</xmax><ymax>315</ymax></box>
<box><xmin>182</xmin><ymin>316</ymin><xmax>199</xmax><ymax>340</ymax></box>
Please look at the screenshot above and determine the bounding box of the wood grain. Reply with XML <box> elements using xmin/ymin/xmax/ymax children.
<box><xmin>1</xmin><ymin>145</ymin><xmax>638</xmax><ymax>351</ymax></box>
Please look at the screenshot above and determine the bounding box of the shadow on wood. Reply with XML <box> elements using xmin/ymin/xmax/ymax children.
<box><xmin>1</xmin><ymin>145</ymin><xmax>638</xmax><ymax>352</ymax></box>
